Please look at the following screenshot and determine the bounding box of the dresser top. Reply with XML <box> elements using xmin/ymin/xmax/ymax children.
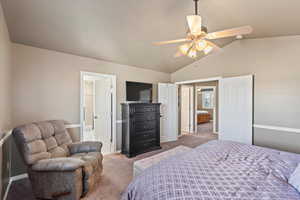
<box><xmin>121</xmin><ymin>102</ymin><xmax>161</xmax><ymax>105</ymax></box>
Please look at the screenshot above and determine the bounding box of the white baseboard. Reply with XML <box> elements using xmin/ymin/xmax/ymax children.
<box><xmin>3</xmin><ymin>173</ymin><xmax>28</xmax><ymax>200</ymax></box>
<box><xmin>254</xmin><ymin>124</ymin><xmax>300</xmax><ymax>134</ymax></box>
<box><xmin>161</xmin><ymin>137</ymin><xmax>178</xmax><ymax>143</ymax></box>
<box><xmin>0</xmin><ymin>130</ymin><xmax>12</xmax><ymax>147</ymax></box>
<box><xmin>65</xmin><ymin>124</ymin><xmax>81</xmax><ymax>129</ymax></box>
<box><xmin>3</xmin><ymin>179</ymin><xmax>12</xmax><ymax>200</ymax></box>
<box><xmin>10</xmin><ymin>173</ymin><xmax>28</xmax><ymax>182</ymax></box>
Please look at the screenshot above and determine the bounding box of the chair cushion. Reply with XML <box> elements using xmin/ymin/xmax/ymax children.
<box><xmin>71</xmin><ymin>152</ymin><xmax>103</xmax><ymax>195</ymax></box>
<box><xmin>32</xmin><ymin>157</ymin><xmax>85</xmax><ymax>172</ymax></box>
<box><xmin>37</xmin><ymin>121</ymin><xmax>55</xmax><ymax>139</ymax></box>
<box><xmin>12</xmin><ymin>120</ymin><xmax>74</xmax><ymax>165</ymax></box>
<box><xmin>71</xmin><ymin>152</ymin><xmax>103</xmax><ymax>177</ymax></box>
<box><xmin>68</xmin><ymin>141</ymin><xmax>102</xmax><ymax>155</ymax></box>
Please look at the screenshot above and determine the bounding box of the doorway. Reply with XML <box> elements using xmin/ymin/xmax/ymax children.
<box><xmin>176</xmin><ymin>75</ymin><xmax>253</xmax><ymax>145</ymax></box>
<box><xmin>195</xmin><ymin>84</ymin><xmax>217</xmax><ymax>135</ymax></box>
<box><xmin>178</xmin><ymin>79</ymin><xmax>219</xmax><ymax>139</ymax></box>
<box><xmin>80</xmin><ymin>72</ymin><xmax>116</xmax><ymax>155</ymax></box>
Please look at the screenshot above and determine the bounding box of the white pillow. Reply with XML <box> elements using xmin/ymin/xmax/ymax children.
<box><xmin>289</xmin><ymin>163</ymin><xmax>300</xmax><ymax>192</ymax></box>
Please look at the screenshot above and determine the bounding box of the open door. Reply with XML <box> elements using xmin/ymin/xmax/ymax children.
<box><xmin>180</xmin><ymin>85</ymin><xmax>194</xmax><ymax>134</ymax></box>
<box><xmin>94</xmin><ymin>77</ymin><xmax>113</xmax><ymax>154</ymax></box>
<box><xmin>158</xmin><ymin>83</ymin><xmax>178</xmax><ymax>142</ymax></box>
<box><xmin>81</xmin><ymin>72</ymin><xmax>116</xmax><ymax>155</ymax></box>
<box><xmin>219</xmin><ymin>75</ymin><xmax>253</xmax><ymax>144</ymax></box>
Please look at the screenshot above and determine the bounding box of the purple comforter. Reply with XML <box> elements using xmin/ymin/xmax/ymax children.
<box><xmin>122</xmin><ymin>140</ymin><xmax>300</xmax><ymax>200</ymax></box>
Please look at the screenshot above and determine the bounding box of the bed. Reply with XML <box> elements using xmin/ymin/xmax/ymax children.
<box><xmin>122</xmin><ymin>140</ymin><xmax>300</xmax><ymax>200</ymax></box>
<box><xmin>197</xmin><ymin>110</ymin><xmax>211</xmax><ymax>124</ymax></box>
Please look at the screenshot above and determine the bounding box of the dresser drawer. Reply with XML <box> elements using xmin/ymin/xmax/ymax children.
<box><xmin>122</xmin><ymin>103</ymin><xmax>161</xmax><ymax>158</ymax></box>
<box><xmin>134</xmin><ymin>112</ymin><xmax>157</xmax><ymax>122</ymax></box>
<box><xmin>134</xmin><ymin>120</ymin><xmax>156</xmax><ymax>132</ymax></box>
<box><xmin>133</xmin><ymin>130</ymin><xmax>156</xmax><ymax>141</ymax></box>
<box><xmin>134</xmin><ymin>105</ymin><xmax>158</xmax><ymax>113</ymax></box>
<box><xmin>133</xmin><ymin>139</ymin><xmax>158</xmax><ymax>152</ymax></box>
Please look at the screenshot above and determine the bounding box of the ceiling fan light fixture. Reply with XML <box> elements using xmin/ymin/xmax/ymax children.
<box><xmin>187</xmin><ymin>47</ymin><xmax>197</xmax><ymax>58</ymax></box>
<box><xmin>179</xmin><ymin>43</ymin><xmax>192</xmax><ymax>55</ymax></box>
<box><xmin>196</xmin><ymin>40</ymin><xmax>207</xmax><ymax>51</ymax></box>
<box><xmin>203</xmin><ymin>45</ymin><xmax>213</xmax><ymax>55</ymax></box>
<box><xmin>153</xmin><ymin>0</ymin><xmax>253</xmax><ymax>59</ymax></box>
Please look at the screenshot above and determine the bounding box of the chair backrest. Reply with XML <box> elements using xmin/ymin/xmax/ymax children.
<box><xmin>13</xmin><ymin>120</ymin><xmax>74</xmax><ymax>166</ymax></box>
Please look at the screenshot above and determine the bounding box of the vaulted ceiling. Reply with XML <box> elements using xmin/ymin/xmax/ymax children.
<box><xmin>2</xmin><ymin>0</ymin><xmax>300</xmax><ymax>73</ymax></box>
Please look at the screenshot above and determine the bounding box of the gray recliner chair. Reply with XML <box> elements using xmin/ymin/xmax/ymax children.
<box><xmin>12</xmin><ymin>120</ymin><xmax>103</xmax><ymax>200</ymax></box>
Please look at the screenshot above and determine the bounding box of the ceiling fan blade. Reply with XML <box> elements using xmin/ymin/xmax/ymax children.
<box><xmin>202</xmin><ymin>40</ymin><xmax>222</xmax><ymax>55</ymax></box>
<box><xmin>174</xmin><ymin>51</ymin><xmax>184</xmax><ymax>58</ymax></box>
<box><xmin>206</xmin><ymin>26</ymin><xmax>253</xmax><ymax>40</ymax></box>
<box><xmin>206</xmin><ymin>41</ymin><xmax>221</xmax><ymax>52</ymax></box>
<box><xmin>154</xmin><ymin>38</ymin><xmax>190</xmax><ymax>45</ymax></box>
<box><xmin>187</xmin><ymin>15</ymin><xmax>202</xmax><ymax>36</ymax></box>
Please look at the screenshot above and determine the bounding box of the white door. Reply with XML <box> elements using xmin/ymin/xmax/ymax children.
<box><xmin>219</xmin><ymin>75</ymin><xmax>253</xmax><ymax>144</ymax></box>
<box><xmin>158</xmin><ymin>83</ymin><xmax>178</xmax><ymax>142</ymax></box>
<box><xmin>181</xmin><ymin>85</ymin><xmax>194</xmax><ymax>133</ymax></box>
<box><xmin>189</xmin><ymin>86</ymin><xmax>194</xmax><ymax>132</ymax></box>
<box><xmin>81</xmin><ymin>72</ymin><xmax>116</xmax><ymax>155</ymax></box>
<box><xmin>94</xmin><ymin>77</ymin><xmax>113</xmax><ymax>154</ymax></box>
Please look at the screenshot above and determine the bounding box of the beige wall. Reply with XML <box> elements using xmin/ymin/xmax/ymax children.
<box><xmin>11</xmin><ymin>43</ymin><xmax>170</xmax><ymax>176</ymax></box>
<box><xmin>172</xmin><ymin>36</ymin><xmax>300</xmax><ymax>153</ymax></box>
<box><xmin>0</xmin><ymin>2</ymin><xmax>11</xmax><ymax>198</ymax></box>
<box><xmin>0</xmin><ymin>2</ymin><xmax>12</xmax><ymax>132</ymax></box>
<box><xmin>12</xmin><ymin>43</ymin><xmax>170</xmax><ymax>126</ymax></box>
<box><xmin>11</xmin><ymin>43</ymin><xmax>170</xmax><ymax>159</ymax></box>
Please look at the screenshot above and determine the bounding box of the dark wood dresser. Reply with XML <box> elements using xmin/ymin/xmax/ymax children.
<box><xmin>121</xmin><ymin>103</ymin><xmax>161</xmax><ymax>157</ymax></box>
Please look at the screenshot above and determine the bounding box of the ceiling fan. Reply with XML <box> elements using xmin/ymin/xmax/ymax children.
<box><xmin>154</xmin><ymin>0</ymin><xmax>253</xmax><ymax>58</ymax></box>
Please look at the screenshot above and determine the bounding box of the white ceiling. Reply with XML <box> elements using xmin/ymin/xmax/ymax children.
<box><xmin>2</xmin><ymin>0</ymin><xmax>300</xmax><ymax>73</ymax></box>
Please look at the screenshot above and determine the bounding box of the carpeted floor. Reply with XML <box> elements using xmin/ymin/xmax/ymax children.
<box><xmin>196</xmin><ymin>121</ymin><xmax>213</xmax><ymax>134</ymax></box>
<box><xmin>7</xmin><ymin>134</ymin><xmax>217</xmax><ymax>200</ymax></box>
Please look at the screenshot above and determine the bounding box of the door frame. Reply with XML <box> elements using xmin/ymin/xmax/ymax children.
<box><xmin>195</xmin><ymin>86</ymin><xmax>217</xmax><ymax>134</ymax></box>
<box><xmin>175</xmin><ymin>77</ymin><xmax>222</xmax><ymax>85</ymax></box>
<box><xmin>175</xmin><ymin>77</ymin><xmax>222</xmax><ymax>135</ymax></box>
<box><xmin>80</xmin><ymin>71</ymin><xmax>117</xmax><ymax>153</ymax></box>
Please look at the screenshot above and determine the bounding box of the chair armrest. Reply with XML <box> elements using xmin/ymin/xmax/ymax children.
<box><xmin>31</xmin><ymin>158</ymin><xmax>85</xmax><ymax>172</ymax></box>
<box><xmin>68</xmin><ymin>141</ymin><xmax>102</xmax><ymax>155</ymax></box>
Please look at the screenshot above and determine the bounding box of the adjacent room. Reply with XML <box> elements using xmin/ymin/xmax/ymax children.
<box><xmin>195</xmin><ymin>82</ymin><xmax>218</xmax><ymax>135</ymax></box>
<box><xmin>179</xmin><ymin>80</ymin><xmax>218</xmax><ymax>137</ymax></box>
<box><xmin>1</xmin><ymin>0</ymin><xmax>300</xmax><ymax>200</ymax></box>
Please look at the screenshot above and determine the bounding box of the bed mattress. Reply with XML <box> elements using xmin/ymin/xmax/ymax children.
<box><xmin>122</xmin><ymin>140</ymin><xmax>300</xmax><ymax>200</ymax></box>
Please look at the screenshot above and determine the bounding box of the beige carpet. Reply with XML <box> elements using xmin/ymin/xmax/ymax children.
<box><xmin>197</xmin><ymin>121</ymin><xmax>213</xmax><ymax>134</ymax></box>
<box><xmin>7</xmin><ymin>134</ymin><xmax>217</xmax><ymax>200</ymax></box>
